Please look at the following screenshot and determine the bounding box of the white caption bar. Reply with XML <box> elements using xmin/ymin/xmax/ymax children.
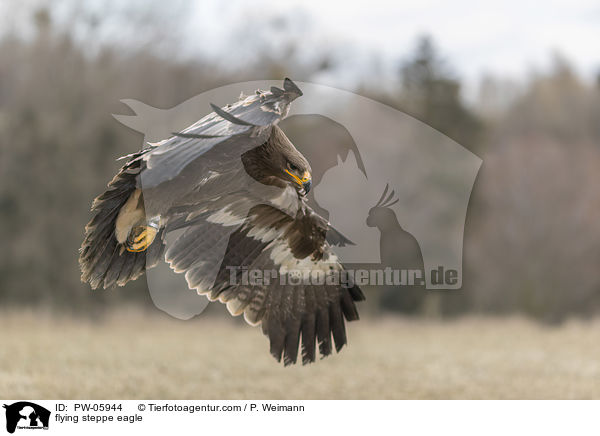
<box><xmin>1</xmin><ymin>400</ymin><xmax>598</xmax><ymax>435</ymax></box>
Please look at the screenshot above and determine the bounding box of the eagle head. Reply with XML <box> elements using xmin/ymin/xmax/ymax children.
<box><xmin>283</xmin><ymin>156</ymin><xmax>312</xmax><ymax>195</ymax></box>
<box><xmin>242</xmin><ymin>126</ymin><xmax>312</xmax><ymax>195</ymax></box>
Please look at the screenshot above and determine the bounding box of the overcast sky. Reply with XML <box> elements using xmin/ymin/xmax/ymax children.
<box><xmin>188</xmin><ymin>0</ymin><xmax>600</xmax><ymax>90</ymax></box>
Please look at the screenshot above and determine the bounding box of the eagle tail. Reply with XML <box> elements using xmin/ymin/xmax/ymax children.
<box><xmin>79</xmin><ymin>156</ymin><xmax>163</xmax><ymax>289</ymax></box>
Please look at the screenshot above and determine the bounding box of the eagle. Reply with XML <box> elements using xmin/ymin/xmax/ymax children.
<box><xmin>79</xmin><ymin>78</ymin><xmax>364</xmax><ymax>365</ymax></box>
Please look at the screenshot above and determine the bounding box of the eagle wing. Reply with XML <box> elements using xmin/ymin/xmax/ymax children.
<box><xmin>164</xmin><ymin>197</ymin><xmax>365</xmax><ymax>365</ymax></box>
<box><xmin>137</xmin><ymin>78</ymin><xmax>303</xmax><ymax>189</ymax></box>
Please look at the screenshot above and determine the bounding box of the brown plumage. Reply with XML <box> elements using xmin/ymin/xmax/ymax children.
<box><xmin>242</xmin><ymin>125</ymin><xmax>312</xmax><ymax>193</ymax></box>
<box><xmin>80</xmin><ymin>78</ymin><xmax>364</xmax><ymax>365</ymax></box>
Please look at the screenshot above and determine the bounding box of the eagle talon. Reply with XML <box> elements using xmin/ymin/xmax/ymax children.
<box><xmin>133</xmin><ymin>230</ymin><xmax>148</xmax><ymax>243</ymax></box>
<box><xmin>126</xmin><ymin>225</ymin><xmax>158</xmax><ymax>252</ymax></box>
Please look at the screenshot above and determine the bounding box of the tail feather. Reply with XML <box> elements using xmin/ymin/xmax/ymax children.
<box><xmin>102</xmin><ymin>245</ymin><xmax>127</xmax><ymax>289</ymax></box>
<box><xmin>79</xmin><ymin>155</ymin><xmax>163</xmax><ymax>289</ymax></box>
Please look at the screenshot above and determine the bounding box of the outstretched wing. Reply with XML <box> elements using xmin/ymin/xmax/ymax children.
<box><xmin>137</xmin><ymin>78</ymin><xmax>303</xmax><ymax>189</ymax></box>
<box><xmin>166</xmin><ymin>200</ymin><xmax>365</xmax><ymax>365</ymax></box>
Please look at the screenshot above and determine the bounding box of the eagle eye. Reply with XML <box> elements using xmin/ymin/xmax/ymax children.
<box><xmin>288</xmin><ymin>162</ymin><xmax>299</xmax><ymax>172</ymax></box>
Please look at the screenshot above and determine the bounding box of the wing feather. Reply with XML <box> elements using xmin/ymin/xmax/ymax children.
<box><xmin>300</xmin><ymin>285</ymin><xmax>317</xmax><ymax>364</ymax></box>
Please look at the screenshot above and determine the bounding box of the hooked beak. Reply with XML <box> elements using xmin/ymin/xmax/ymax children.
<box><xmin>285</xmin><ymin>169</ymin><xmax>312</xmax><ymax>194</ymax></box>
<box><xmin>302</xmin><ymin>178</ymin><xmax>312</xmax><ymax>194</ymax></box>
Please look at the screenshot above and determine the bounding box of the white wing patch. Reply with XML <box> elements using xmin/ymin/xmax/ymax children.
<box><xmin>269</xmin><ymin>240</ymin><xmax>340</xmax><ymax>274</ymax></box>
<box><xmin>247</xmin><ymin>225</ymin><xmax>284</xmax><ymax>243</ymax></box>
<box><xmin>206</xmin><ymin>207</ymin><xmax>246</xmax><ymax>227</ymax></box>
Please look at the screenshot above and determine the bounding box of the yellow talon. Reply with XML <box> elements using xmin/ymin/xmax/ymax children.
<box><xmin>126</xmin><ymin>225</ymin><xmax>158</xmax><ymax>253</ymax></box>
<box><xmin>134</xmin><ymin>229</ymin><xmax>147</xmax><ymax>243</ymax></box>
<box><xmin>128</xmin><ymin>240</ymin><xmax>147</xmax><ymax>252</ymax></box>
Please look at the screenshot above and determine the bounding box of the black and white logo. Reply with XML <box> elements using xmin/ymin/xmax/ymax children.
<box><xmin>3</xmin><ymin>402</ymin><xmax>50</xmax><ymax>434</ymax></box>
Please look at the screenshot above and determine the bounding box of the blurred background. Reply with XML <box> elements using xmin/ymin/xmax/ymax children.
<box><xmin>1</xmin><ymin>0</ymin><xmax>600</xmax><ymax>398</ymax></box>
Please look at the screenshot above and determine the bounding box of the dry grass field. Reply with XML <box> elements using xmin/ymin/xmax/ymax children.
<box><xmin>1</xmin><ymin>309</ymin><xmax>599</xmax><ymax>399</ymax></box>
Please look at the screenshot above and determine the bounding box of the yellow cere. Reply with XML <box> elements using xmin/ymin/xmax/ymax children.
<box><xmin>285</xmin><ymin>169</ymin><xmax>311</xmax><ymax>186</ymax></box>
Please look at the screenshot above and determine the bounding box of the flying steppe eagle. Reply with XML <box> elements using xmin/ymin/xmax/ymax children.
<box><xmin>79</xmin><ymin>79</ymin><xmax>364</xmax><ymax>365</ymax></box>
